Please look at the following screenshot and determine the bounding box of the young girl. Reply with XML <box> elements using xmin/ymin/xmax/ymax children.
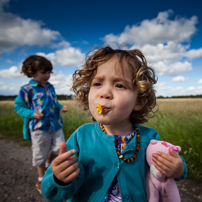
<box><xmin>41</xmin><ymin>46</ymin><xmax>187</xmax><ymax>202</ymax></box>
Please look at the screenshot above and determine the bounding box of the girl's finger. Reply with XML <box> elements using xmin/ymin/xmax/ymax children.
<box><xmin>53</xmin><ymin>149</ymin><xmax>77</xmax><ymax>166</ymax></box>
<box><xmin>63</xmin><ymin>167</ymin><xmax>80</xmax><ymax>184</ymax></box>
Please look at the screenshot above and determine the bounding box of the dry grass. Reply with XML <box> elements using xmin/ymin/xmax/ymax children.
<box><xmin>1</xmin><ymin>98</ymin><xmax>202</xmax><ymax>181</ymax></box>
<box><xmin>156</xmin><ymin>98</ymin><xmax>202</xmax><ymax>113</ymax></box>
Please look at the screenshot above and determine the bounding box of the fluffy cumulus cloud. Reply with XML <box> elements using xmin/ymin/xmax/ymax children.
<box><xmin>37</xmin><ymin>47</ymin><xmax>85</xmax><ymax>67</ymax></box>
<box><xmin>0</xmin><ymin>66</ymin><xmax>23</xmax><ymax>79</ymax></box>
<box><xmin>198</xmin><ymin>79</ymin><xmax>202</xmax><ymax>84</ymax></box>
<box><xmin>102</xmin><ymin>10</ymin><xmax>201</xmax><ymax>77</ymax></box>
<box><xmin>172</xmin><ymin>76</ymin><xmax>188</xmax><ymax>82</ymax></box>
<box><xmin>102</xmin><ymin>10</ymin><xmax>197</xmax><ymax>46</ymax></box>
<box><xmin>133</xmin><ymin>42</ymin><xmax>192</xmax><ymax>76</ymax></box>
<box><xmin>152</xmin><ymin>61</ymin><xmax>192</xmax><ymax>76</ymax></box>
<box><xmin>156</xmin><ymin>85</ymin><xmax>202</xmax><ymax>97</ymax></box>
<box><xmin>0</xmin><ymin>80</ymin><xmax>23</xmax><ymax>95</ymax></box>
<box><xmin>0</xmin><ymin>0</ymin><xmax>65</xmax><ymax>53</ymax></box>
<box><xmin>0</xmin><ymin>71</ymin><xmax>73</xmax><ymax>95</ymax></box>
<box><xmin>50</xmin><ymin>73</ymin><xmax>73</xmax><ymax>95</ymax></box>
<box><xmin>185</xmin><ymin>48</ymin><xmax>202</xmax><ymax>60</ymax></box>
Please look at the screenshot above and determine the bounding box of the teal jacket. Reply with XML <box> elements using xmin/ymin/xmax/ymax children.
<box><xmin>41</xmin><ymin>122</ymin><xmax>187</xmax><ymax>202</ymax></box>
<box><xmin>14</xmin><ymin>96</ymin><xmax>64</xmax><ymax>140</ymax></box>
<box><xmin>14</xmin><ymin>96</ymin><xmax>35</xmax><ymax>140</ymax></box>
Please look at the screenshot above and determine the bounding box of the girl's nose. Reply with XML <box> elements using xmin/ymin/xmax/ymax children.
<box><xmin>100</xmin><ymin>87</ymin><xmax>113</xmax><ymax>99</ymax></box>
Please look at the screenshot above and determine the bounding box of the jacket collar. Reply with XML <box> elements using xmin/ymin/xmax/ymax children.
<box><xmin>29</xmin><ymin>79</ymin><xmax>52</xmax><ymax>87</ymax></box>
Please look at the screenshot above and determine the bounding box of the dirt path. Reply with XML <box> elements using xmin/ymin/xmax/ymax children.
<box><xmin>0</xmin><ymin>138</ymin><xmax>202</xmax><ymax>202</ymax></box>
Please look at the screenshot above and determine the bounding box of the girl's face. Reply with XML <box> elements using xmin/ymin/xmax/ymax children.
<box><xmin>32</xmin><ymin>70</ymin><xmax>51</xmax><ymax>86</ymax></box>
<box><xmin>88</xmin><ymin>56</ymin><xmax>142</xmax><ymax>129</ymax></box>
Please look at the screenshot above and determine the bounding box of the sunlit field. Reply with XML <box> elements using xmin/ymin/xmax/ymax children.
<box><xmin>145</xmin><ymin>98</ymin><xmax>202</xmax><ymax>182</ymax></box>
<box><xmin>0</xmin><ymin>99</ymin><xmax>201</xmax><ymax>181</ymax></box>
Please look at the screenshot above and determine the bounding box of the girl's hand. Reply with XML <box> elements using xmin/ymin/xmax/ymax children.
<box><xmin>61</xmin><ymin>105</ymin><xmax>68</xmax><ymax>113</ymax></box>
<box><xmin>52</xmin><ymin>142</ymin><xmax>80</xmax><ymax>184</ymax></box>
<box><xmin>152</xmin><ymin>148</ymin><xmax>184</xmax><ymax>179</ymax></box>
<box><xmin>34</xmin><ymin>112</ymin><xmax>44</xmax><ymax>119</ymax></box>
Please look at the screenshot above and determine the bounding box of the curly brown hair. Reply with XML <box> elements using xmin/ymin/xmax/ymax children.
<box><xmin>71</xmin><ymin>46</ymin><xmax>157</xmax><ymax>124</ymax></box>
<box><xmin>21</xmin><ymin>55</ymin><xmax>53</xmax><ymax>78</ymax></box>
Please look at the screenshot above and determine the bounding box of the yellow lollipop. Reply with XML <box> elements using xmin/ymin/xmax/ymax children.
<box><xmin>96</xmin><ymin>104</ymin><xmax>103</xmax><ymax>114</ymax></box>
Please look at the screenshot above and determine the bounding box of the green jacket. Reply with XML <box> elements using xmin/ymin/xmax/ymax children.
<box><xmin>41</xmin><ymin>122</ymin><xmax>187</xmax><ymax>202</ymax></box>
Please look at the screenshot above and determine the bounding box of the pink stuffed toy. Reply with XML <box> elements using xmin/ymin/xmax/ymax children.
<box><xmin>146</xmin><ymin>139</ymin><xmax>181</xmax><ymax>202</ymax></box>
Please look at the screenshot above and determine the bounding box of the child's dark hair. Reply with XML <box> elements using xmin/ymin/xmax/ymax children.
<box><xmin>21</xmin><ymin>55</ymin><xmax>53</xmax><ymax>77</ymax></box>
<box><xmin>72</xmin><ymin>46</ymin><xmax>157</xmax><ymax>124</ymax></box>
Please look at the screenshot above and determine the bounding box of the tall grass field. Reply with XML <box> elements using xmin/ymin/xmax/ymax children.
<box><xmin>0</xmin><ymin>99</ymin><xmax>201</xmax><ymax>182</ymax></box>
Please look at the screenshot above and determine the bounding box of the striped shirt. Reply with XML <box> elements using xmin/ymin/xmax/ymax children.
<box><xmin>19</xmin><ymin>79</ymin><xmax>63</xmax><ymax>132</ymax></box>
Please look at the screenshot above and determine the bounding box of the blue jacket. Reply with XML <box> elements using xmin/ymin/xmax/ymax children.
<box><xmin>18</xmin><ymin>80</ymin><xmax>64</xmax><ymax>133</ymax></box>
<box><xmin>41</xmin><ymin>122</ymin><xmax>187</xmax><ymax>202</ymax></box>
<box><xmin>14</xmin><ymin>95</ymin><xmax>64</xmax><ymax>140</ymax></box>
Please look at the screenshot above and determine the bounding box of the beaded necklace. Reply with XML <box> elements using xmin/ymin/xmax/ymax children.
<box><xmin>100</xmin><ymin>124</ymin><xmax>140</xmax><ymax>163</ymax></box>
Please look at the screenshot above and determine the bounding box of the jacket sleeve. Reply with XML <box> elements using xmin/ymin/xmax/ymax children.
<box><xmin>14</xmin><ymin>95</ymin><xmax>35</xmax><ymax>119</ymax></box>
<box><xmin>174</xmin><ymin>155</ymin><xmax>187</xmax><ymax>181</ymax></box>
<box><xmin>155</xmin><ymin>130</ymin><xmax>187</xmax><ymax>181</ymax></box>
<box><xmin>41</xmin><ymin>130</ymin><xmax>85</xmax><ymax>202</ymax></box>
<box><xmin>56</xmin><ymin>101</ymin><xmax>64</xmax><ymax>111</ymax></box>
<box><xmin>151</xmin><ymin>128</ymin><xmax>187</xmax><ymax>181</ymax></box>
<box><xmin>14</xmin><ymin>95</ymin><xmax>34</xmax><ymax>140</ymax></box>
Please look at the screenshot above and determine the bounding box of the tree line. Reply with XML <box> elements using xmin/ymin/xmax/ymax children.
<box><xmin>0</xmin><ymin>94</ymin><xmax>202</xmax><ymax>101</ymax></box>
<box><xmin>157</xmin><ymin>94</ymin><xmax>202</xmax><ymax>99</ymax></box>
<box><xmin>0</xmin><ymin>94</ymin><xmax>72</xmax><ymax>101</ymax></box>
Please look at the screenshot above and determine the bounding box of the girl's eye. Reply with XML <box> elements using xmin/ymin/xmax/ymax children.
<box><xmin>116</xmin><ymin>84</ymin><xmax>126</xmax><ymax>89</ymax></box>
<box><xmin>93</xmin><ymin>82</ymin><xmax>102</xmax><ymax>86</ymax></box>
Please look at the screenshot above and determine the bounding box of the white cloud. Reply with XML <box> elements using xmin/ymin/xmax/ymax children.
<box><xmin>183</xmin><ymin>86</ymin><xmax>202</xmax><ymax>95</ymax></box>
<box><xmin>6</xmin><ymin>59</ymin><xmax>12</xmax><ymax>63</ymax></box>
<box><xmin>37</xmin><ymin>47</ymin><xmax>85</xmax><ymax>67</ymax></box>
<box><xmin>50</xmin><ymin>73</ymin><xmax>73</xmax><ymax>95</ymax></box>
<box><xmin>198</xmin><ymin>79</ymin><xmax>202</xmax><ymax>84</ymax></box>
<box><xmin>136</xmin><ymin>42</ymin><xmax>186</xmax><ymax>64</ymax></box>
<box><xmin>133</xmin><ymin>42</ymin><xmax>192</xmax><ymax>76</ymax></box>
<box><xmin>150</xmin><ymin>60</ymin><xmax>192</xmax><ymax>76</ymax></box>
<box><xmin>101</xmin><ymin>10</ymin><xmax>201</xmax><ymax>77</ymax></box>
<box><xmin>0</xmin><ymin>71</ymin><xmax>73</xmax><ymax>95</ymax></box>
<box><xmin>0</xmin><ymin>0</ymin><xmax>65</xmax><ymax>53</ymax></box>
<box><xmin>156</xmin><ymin>85</ymin><xmax>202</xmax><ymax>97</ymax></box>
<box><xmin>0</xmin><ymin>47</ymin><xmax>85</xmax><ymax>81</ymax></box>
<box><xmin>0</xmin><ymin>80</ymin><xmax>25</xmax><ymax>95</ymax></box>
<box><xmin>185</xmin><ymin>48</ymin><xmax>202</xmax><ymax>60</ymax></box>
<box><xmin>102</xmin><ymin>10</ymin><xmax>198</xmax><ymax>46</ymax></box>
<box><xmin>172</xmin><ymin>76</ymin><xmax>188</xmax><ymax>82</ymax></box>
<box><xmin>155</xmin><ymin>82</ymin><xmax>167</xmax><ymax>87</ymax></box>
<box><xmin>0</xmin><ymin>66</ymin><xmax>23</xmax><ymax>78</ymax></box>
<box><xmin>156</xmin><ymin>86</ymin><xmax>183</xmax><ymax>97</ymax></box>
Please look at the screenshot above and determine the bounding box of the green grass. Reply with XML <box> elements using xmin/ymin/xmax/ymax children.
<box><xmin>0</xmin><ymin>102</ymin><xmax>30</xmax><ymax>144</ymax></box>
<box><xmin>0</xmin><ymin>100</ymin><xmax>92</xmax><ymax>146</ymax></box>
<box><xmin>144</xmin><ymin>99</ymin><xmax>202</xmax><ymax>182</ymax></box>
<box><xmin>0</xmin><ymin>99</ymin><xmax>202</xmax><ymax>182</ymax></box>
<box><xmin>61</xmin><ymin>101</ymin><xmax>92</xmax><ymax>140</ymax></box>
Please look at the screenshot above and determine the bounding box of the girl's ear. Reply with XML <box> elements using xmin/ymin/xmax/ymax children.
<box><xmin>134</xmin><ymin>104</ymin><xmax>142</xmax><ymax>111</ymax></box>
<box><xmin>134</xmin><ymin>97</ymin><xmax>147</xmax><ymax>111</ymax></box>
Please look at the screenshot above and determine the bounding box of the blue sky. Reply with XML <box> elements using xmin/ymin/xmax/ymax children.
<box><xmin>0</xmin><ymin>0</ymin><xmax>202</xmax><ymax>97</ymax></box>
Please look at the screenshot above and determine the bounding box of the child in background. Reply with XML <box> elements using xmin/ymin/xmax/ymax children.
<box><xmin>14</xmin><ymin>55</ymin><xmax>68</xmax><ymax>194</ymax></box>
<box><xmin>41</xmin><ymin>46</ymin><xmax>187</xmax><ymax>202</ymax></box>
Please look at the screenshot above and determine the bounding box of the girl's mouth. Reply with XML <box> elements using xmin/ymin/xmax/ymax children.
<box><xmin>96</xmin><ymin>104</ymin><xmax>110</xmax><ymax>114</ymax></box>
<box><xmin>102</xmin><ymin>106</ymin><xmax>110</xmax><ymax>113</ymax></box>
